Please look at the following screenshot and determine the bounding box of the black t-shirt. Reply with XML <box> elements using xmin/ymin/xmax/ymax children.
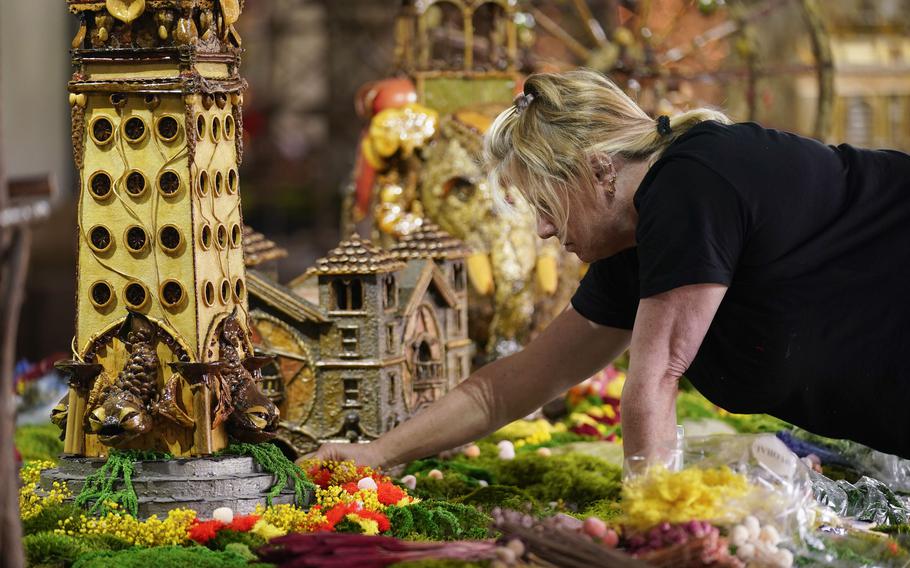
<box><xmin>571</xmin><ymin>120</ymin><xmax>910</xmax><ymax>457</ymax></box>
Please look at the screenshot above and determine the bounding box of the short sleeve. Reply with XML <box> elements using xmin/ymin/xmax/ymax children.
<box><xmin>570</xmin><ymin>248</ymin><xmax>641</xmax><ymax>330</ymax></box>
<box><xmin>635</xmin><ymin>157</ymin><xmax>747</xmax><ymax>298</ymax></box>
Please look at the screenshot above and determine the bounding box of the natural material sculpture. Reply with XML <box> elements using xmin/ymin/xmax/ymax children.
<box><xmin>347</xmin><ymin>0</ymin><xmax>580</xmax><ymax>360</ymax></box>
<box><xmin>56</xmin><ymin>0</ymin><xmax>268</xmax><ymax>457</ymax></box>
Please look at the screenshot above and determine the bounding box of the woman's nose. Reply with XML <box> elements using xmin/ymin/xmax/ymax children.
<box><xmin>536</xmin><ymin>216</ymin><xmax>557</xmax><ymax>239</ymax></box>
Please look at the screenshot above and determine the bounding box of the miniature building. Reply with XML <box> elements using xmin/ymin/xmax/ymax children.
<box><xmin>247</xmin><ymin>227</ymin><xmax>471</xmax><ymax>456</ymax></box>
<box><xmin>58</xmin><ymin>0</ymin><xmax>263</xmax><ymax>457</ymax></box>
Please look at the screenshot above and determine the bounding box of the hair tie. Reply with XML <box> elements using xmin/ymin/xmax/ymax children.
<box><xmin>514</xmin><ymin>92</ymin><xmax>535</xmax><ymax>114</ymax></box>
<box><xmin>656</xmin><ymin>115</ymin><xmax>672</xmax><ymax>136</ymax></box>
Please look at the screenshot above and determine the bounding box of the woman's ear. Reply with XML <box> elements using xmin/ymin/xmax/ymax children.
<box><xmin>589</xmin><ymin>153</ymin><xmax>617</xmax><ymax>196</ymax></box>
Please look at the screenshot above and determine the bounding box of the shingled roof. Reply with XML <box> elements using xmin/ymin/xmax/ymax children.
<box><xmin>388</xmin><ymin>222</ymin><xmax>471</xmax><ymax>261</ymax></box>
<box><xmin>305</xmin><ymin>233</ymin><xmax>406</xmax><ymax>276</ymax></box>
<box><xmin>243</xmin><ymin>225</ymin><xmax>288</xmax><ymax>268</ymax></box>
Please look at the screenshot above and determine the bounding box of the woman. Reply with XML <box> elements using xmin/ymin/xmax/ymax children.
<box><xmin>312</xmin><ymin>69</ymin><xmax>910</xmax><ymax>467</ymax></box>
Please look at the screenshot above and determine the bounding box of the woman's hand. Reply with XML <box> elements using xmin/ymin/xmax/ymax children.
<box><xmin>298</xmin><ymin>441</ymin><xmax>384</xmax><ymax>468</ymax></box>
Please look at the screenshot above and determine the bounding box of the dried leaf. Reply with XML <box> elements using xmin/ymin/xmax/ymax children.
<box><xmin>106</xmin><ymin>0</ymin><xmax>146</xmax><ymax>24</ymax></box>
<box><xmin>221</xmin><ymin>0</ymin><xmax>241</xmax><ymax>26</ymax></box>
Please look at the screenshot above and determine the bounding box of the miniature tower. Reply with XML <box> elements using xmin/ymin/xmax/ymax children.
<box><xmin>61</xmin><ymin>0</ymin><xmax>253</xmax><ymax>457</ymax></box>
<box><xmin>388</xmin><ymin>223</ymin><xmax>471</xmax><ymax>392</ymax></box>
<box><xmin>304</xmin><ymin>235</ymin><xmax>407</xmax><ymax>442</ymax></box>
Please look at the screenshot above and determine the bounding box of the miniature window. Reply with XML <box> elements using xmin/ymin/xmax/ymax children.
<box><xmin>196</xmin><ymin>114</ymin><xmax>206</xmax><ymax>139</ymax></box>
<box><xmin>214</xmin><ymin>171</ymin><xmax>224</xmax><ymax>196</ymax></box>
<box><xmin>234</xmin><ymin>278</ymin><xmax>245</xmax><ymax>302</ymax></box>
<box><xmin>228</xmin><ymin>169</ymin><xmax>238</xmax><ymax>193</ymax></box>
<box><xmin>124</xmin><ymin>281</ymin><xmax>149</xmax><ymax>310</ymax></box>
<box><xmin>158</xmin><ymin>225</ymin><xmax>182</xmax><ymax>253</ymax></box>
<box><xmin>198</xmin><ymin>170</ymin><xmax>209</xmax><ymax>196</ymax></box>
<box><xmin>340</xmin><ymin>327</ymin><xmax>359</xmax><ymax>357</ymax></box>
<box><xmin>386</xmin><ymin>323</ymin><xmax>396</xmax><ymax>354</ymax></box>
<box><xmin>454</xmin><ymin>356</ymin><xmax>463</xmax><ymax>382</ymax></box>
<box><xmin>156</xmin><ymin>116</ymin><xmax>180</xmax><ymax>142</ymax></box>
<box><xmin>125</xmin><ymin>170</ymin><xmax>147</xmax><ymax>197</ymax></box>
<box><xmin>125</xmin><ymin>226</ymin><xmax>148</xmax><ymax>253</ymax></box>
<box><xmin>200</xmin><ymin>224</ymin><xmax>213</xmax><ymax>250</ymax></box>
<box><xmin>388</xmin><ymin>372</ymin><xmax>398</xmax><ymax>405</ymax></box>
<box><xmin>203</xmin><ymin>281</ymin><xmax>216</xmax><ymax>306</ymax></box>
<box><xmin>88</xmin><ymin>225</ymin><xmax>112</xmax><ymax>253</ymax></box>
<box><xmin>220</xmin><ymin>279</ymin><xmax>231</xmax><ymax>304</ymax></box>
<box><xmin>454</xmin><ymin>307</ymin><xmax>464</xmax><ymax>333</ymax></box>
<box><xmin>123</xmin><ymin>117</ymin><xmax>148</xmax><ymax>143</ymax></box>
<box><xmin>383</xmin><ymin>274</ymin><xmax>397</xmax><ymax>309</ymax></box>
<box><xmin>158</xmin><ymin>170</ymin><xmax>181</xmax><ymax>197</ymax></box>
<box><xmin>90</xmin><ymin>117</ymin><xmax>114</xmax><ymax>146</ymax></box>
<box><xmin>332</xmin><ymin>279</ymin><xmax>363</xmax><ymax>311</ymax></box>
<box><xmin>90</xmin><ymin>281</ymin><xmax>114</xmax><ymax>310</ymax></box>
<box><xmin>230</xmin><ymin>223</ymin><xmax>242</xmax><ymax>248</ymax></box>
<box><xmin>216</xmin><ymin>224</ymin><xmax>228</xmax><ymax>250</ymax></box>
<box><xmin>342</xmin><ymin>377</ymin><xmax>361</xmax><ymax>408</ymax></box>
<box><xmin>89</xmin><ymin>171</ymin><xmax>113</xmax><ymax>200</ymax></box>
<box><xmin>160</xmin><ymin>280</ymin><xmax>185</xmax><ymax>309</ymax></box>
<box><xmin>212</xmin><ymin>116</ymin><xmax>221</xmax><ymax>142</ymax></box>
<box><xmin>224</xmin><ymin>115</ymin><xmax>236</xmax><ymax>140</ymax></box>
<box><xmin>453</xmin><ymin>262</ymin><xmax>466</xmax><ymax>291</ymax></box>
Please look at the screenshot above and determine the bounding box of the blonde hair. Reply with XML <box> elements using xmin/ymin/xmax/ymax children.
<box><xmin>483</xmin><ymin>69</ymin><xmax>731</xmax><ymax>234</ymax></box>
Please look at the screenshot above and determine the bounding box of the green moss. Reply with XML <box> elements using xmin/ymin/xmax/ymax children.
<box><xmin>457</xmin><ymin>485</ymin><xmax>540</xmax><ymax>514</ymax></box>
<box><xmin>22</xmin><ymin>503</ymin><xmax>83</xmax><ymax>536</ymax></box>
<box><xmin>409</xmin><ymin>475</ymin><xmax>480</xmax><ymax>501</ymax></box>
<box><xmin>206</xmin><ymin>529</ymin><xmax>266</xmax><ymax>551</ymax></box>
<box><xmin>23</xmin><ymin>532</ymin><xmax>130</xmax><ymax>567</ymax></box>
<box><xmin>495</xmin><ymin>453</ymin><xmax>622</xmax><ymax>511</ymax></box>
<box><xmin>15</xmin><ymin>423</ymin><xmax>63</xmax><ymax>463</ymax></box>
<box><xmin>71</xmin><ymin>546</ymin><xmax>270</xmax><ymax>568</ymax></box>
<box><xmin>578</xmin><ymin>499</ymin><xmax>623</xmax><ymax>522</ymax></box>
<box><xmin>675</xmin><ymin>391</ymin><xmax>790</xmax><ymax>434</ymax></box>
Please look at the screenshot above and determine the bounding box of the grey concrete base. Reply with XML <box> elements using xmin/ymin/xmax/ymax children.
<box><xmin>40</xmin><ymin>455</ymin><xmax>310</xmax><ymax>519</ymax></box>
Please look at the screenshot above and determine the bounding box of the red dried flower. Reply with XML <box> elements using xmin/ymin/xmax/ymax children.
<box><xmin>321</xmin><ymin>502</ymin><xmax>360</xmax><ymax>531</ymax></box>
<box><xmin>377</xmin><ymin>482</ymin><xmax>407</xmax><ymax>506</ymax></box>
<box><xmin>308</xmin><ymin>466</ymin><xmax>333</xmax><ymax>488</ymax></box>
<box><xmin>227</xmin><ymin>514</ymin><xmax>260</xmax><ymax>532</ymax></box>
<box><xmin>355</xmin><ymin>509</ymin><xmax>391</xmax><ymax>533</ymax></box>
<box><xmin>342</xmin><ymin>482</ymin><xmax>360</xmax><ymax>495</ymax></box>
<box><xmin>188</xmin><ymin>519</ymin><xmax>225</xmax><ymax>544</ymax></box>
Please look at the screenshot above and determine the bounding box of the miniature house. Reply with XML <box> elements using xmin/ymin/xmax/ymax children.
<box><xmin>59</xmin><ymin>0</ymin><xmax>255</xmax><ymax>457</ymax></box>
<box><xmin>247</xmin><ymin>225</ymin><xmax>471</xmax><ymax>456</ymax></box>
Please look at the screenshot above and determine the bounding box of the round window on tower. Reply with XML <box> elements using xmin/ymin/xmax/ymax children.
<box><xmin>203</xmin><ymin>281</ymin><xmax>216</xmax><ymax>307</ymax></box>
<box><xmin>224</xmin><ymin>115</ymin><xmax>235</xmax><ymax>140</ymax></box>
<box><xmin>233</xmin><ymin>278</ymin><xmax>245</xmax><ymax>302</ymax></box>
<box><xmin>89</xmin><ymin>171</ymin><xmax>113</xmax><ymax>201</ymax></box>
<box><xmin>227</xmin><ymin>169</ymin><xmax>238</xmax><ymax>194</ymax></box>
<box><xmin>160</xmin><ymin>280</ymin><xmax>186</xmax><ymax>310</ymax></box>
<box><xmin>89</xmin><ymin>116</ymin><xmax>115</xmax><ymax>146</ymax></box>
<box><xmin>125</xmin><ymin>170</ymin><xmax>148</xmax><ymax>198</ymax></box>
<box><xmin>124</xmin><ymin>281</ymin><xmax>150</xmax><ymax>310</ymax></box>
<box><xmin>156</xmin><ymin>115</ymin><xmax>181</xmax><ymax>143</ymax></box>
<box><xmin>88</xmin><ymin>225</ymin><xmax>113</xmax><ymax>253</ymax></box>
<box><xmin>197</xmin><ymin>170</ymin><xmax>209</xmax><ymax>197</ymax></box>
<box><xmin>158</xmin><ymin>224</ymin><xmax>183</xmax><ymax>253</ymax></box>
<box><xmin>122</xmin><ymin>116</ymin><xmax>148</xmax><ymax>144</ymax></box>
<box><xmin>125</xmin><ymin>226</ymin><xmax>149</xmax><ymax>253</ymax></box>
<box><xmin>220</xmin><ymin>279</ymin><xmax>231</xmax><ymax>304</ymax></box>
<box><xmin>158</xmin><ymin>170</ymin><xmax>181</xmax><ymax>198</ymax></box>
<box><xmin>89</xmin><ymin>280</ymin><xmax>115</xmax><ymax>310</ymax></box>
<box><xmin>200</xmin><ymin>224</ymin><xmax>213</xmax><ymax>250</ymax></box>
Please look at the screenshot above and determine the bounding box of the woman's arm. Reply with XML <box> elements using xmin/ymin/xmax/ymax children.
<box><xmin>621</xmin><ymin>283</ymin><xmax>727</xmax><ymax>460</ymax></box>
<box><xmin>310</xmin><ymin>306</ymin><xmax>631</xmax><ymax>468</ymax></box>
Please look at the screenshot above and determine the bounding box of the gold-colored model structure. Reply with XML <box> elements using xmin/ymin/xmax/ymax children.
<box><xmin>244</xmin><ymin>226</ymin><xmax>471</xmax><ymax>456</ymax></box>
<box><xmin>348</xmin><ymin>0</ymin><xmax>580</xmax><ymax>361</ymax></box>
<box><xmin>55</xmin><ymin>0</ymin><xmax>274</xmax><ymax>457</ymax></box>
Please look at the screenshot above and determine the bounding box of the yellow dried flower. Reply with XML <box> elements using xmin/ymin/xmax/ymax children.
<box><xmin>621</xmin><ymin>466</ymin><xmax>753</xmax><ymax>531</ymax></box>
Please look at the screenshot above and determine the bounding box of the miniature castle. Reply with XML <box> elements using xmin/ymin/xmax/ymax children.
<box><xmin>56</xmin><ymin>0</ymin><xmax>272</xmax><ymax>457</ymax></box>
<box><xmin>245</xmin><ymin>224</ymin><xmax>471</xmax><ymax>456</ymax></box>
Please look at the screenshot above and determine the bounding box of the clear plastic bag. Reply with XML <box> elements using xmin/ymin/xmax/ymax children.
<box><xmin>810</xmin><ymin>470</ymin><xmax>910</xmax><ymax>526</ymax></box>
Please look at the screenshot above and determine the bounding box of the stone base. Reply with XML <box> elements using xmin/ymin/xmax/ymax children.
<box><xmin>40</xmin><ymin>455</ymin><xmax>308</xmax><ymax>519</ymax></box>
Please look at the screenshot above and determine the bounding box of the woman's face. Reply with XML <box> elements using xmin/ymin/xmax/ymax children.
<box><xmin>535</xmin><ymin>178</ymin><xmax>632</xmax><ymax>263</ymax></box>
